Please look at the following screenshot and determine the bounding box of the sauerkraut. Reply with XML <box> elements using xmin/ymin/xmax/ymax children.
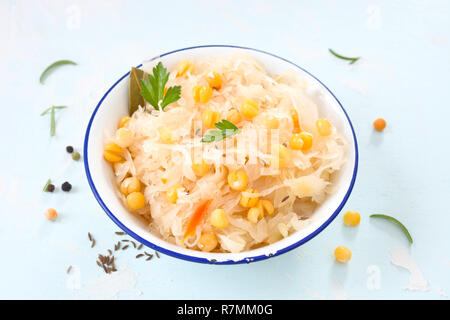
<box><xmin>107</xmin><ymin>54</ymin><xmax>347</xmax><ymax>253</ymax></box>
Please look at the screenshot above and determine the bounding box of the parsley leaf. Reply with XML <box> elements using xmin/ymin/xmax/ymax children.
<box><xmin>139</xmin><ymin>62</ymin><xmax>181</xmax><ymax>110</ymax></box>
<box><xmin>201</xmin><ymin>119</ymin><xmax>240</xmax><ymax>143</ymax></box>
<box><xmin>161</xmin><ymin>86</ymin><xmax>181</xmax><ymax>109</ymax></box>
<box><xmin>214</xmin><ymin>119</ymin><xmax>236</xmax><ymax>131</ymax></box>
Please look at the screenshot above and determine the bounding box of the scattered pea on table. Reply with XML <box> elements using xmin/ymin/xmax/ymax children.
<box><xmin>343</xmin><ymin>210</ymin><xmax>361</xmax><ymax>226</ymax></box>
<box><xmin>45</xmin><ymin>208</ymin><xmax>58</xmax><ymax>221</ymax></box>
<box><xmin>373</xmin><ymin>118</ymin><xmax>386</xmax><ymax>131</ymax></box>
<box><xmin>334</xmin><ymin>246</ymin><xmax>352</xmax><ymax>263</ymax></box>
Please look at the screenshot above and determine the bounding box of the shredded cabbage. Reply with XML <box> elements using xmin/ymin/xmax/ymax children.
<box><xmin>108</xmin><ymin>54</ymin><xmax>347</xmax><ymax>253</ymax></box>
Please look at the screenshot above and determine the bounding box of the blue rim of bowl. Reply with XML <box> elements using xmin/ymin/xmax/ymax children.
<box><xmin>84</xmin><ymin>44</ymin><xmax>359</xmax><ymax>265</ymax></box>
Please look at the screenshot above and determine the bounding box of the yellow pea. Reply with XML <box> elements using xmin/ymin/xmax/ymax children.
<box><xmin>272</xmin><ymin>144</ymin><xmax>291</xmax><ymax>168</ymax></box>
<box><xmin>104</xmin><ymin>142</ymin><xmax>124</xmax><ymax>163</ymax></box>
<box><xmin>262</xmin><ymin>115</ymin><xmax>279</xmax><ymax>129</ymax></box>
<box><xmin>289</xmin><ymin>134</ymin><xmax>304</xmax><ymax>150</ymax></box>
<box><xmin>199</xmin><ymin>232</ymin><xmax>218</xmax><ymax>252</ymax></box>
<box><xmin>316</xmin><ymin>118</ymin><xmax>332</xmax><ymax>136</ymax></box>
<box><xmin>373</xmin><ymin>118</ymin><xmax>386</xmax><ymax>131</ymax></box>
<box><xmin>226</xmin><ymin>109</ymin><xmax>242</xmax><ymax>124</ymax></box>
<box><xmin>343</xmin><ymin>211</ymin><xmax>361</xmax><ymax>226</ymax></box>
<box><xmin>192</xmin><ymin>158</ymin><xmax>210</xmax><ymax>177</ymax></box>
<box><xmin>115</xmin><ymin>127</ymin><xmax>133</xmax><ymax>148</ymax></box>
<box><xmin>241</xmin><ymin>99</ymin><xmax>259</xmax><ymax>119</ymax></box>
<box><xmin>299</xmin><ymin>132</ymin><xmax>313</xmax><ymax>151</ymax></box>
<box><xmin>166</xmin><ymin>184</ymin><xmax>183</xmax><ymax>204</ymax></box>
<box><xmin>126</xmin><ymin>191</ymin><xmax>146</xmax><ymax>210</ymax></box>
<box><xmin>227</xmin><ymin>170</ymin><xmax>248</xmax><ymax>191</ymax></box>
<box><xmin>193</xmin><ymin>85</ymin><xmax>213</xmax><ymax>103</ymax></box>
<box><xmin>202</xmin><ymin>109</ymin><xmax>220</xmax><ymax>128</ymax></box>
<box><xmin>176</xmin><ymin>59</ymin><xmax>194</xmax><ymax>77</ymax></box>
<box><xmin>45</xmin><ymin>208</ymin><xmax>58</xmax><ymax>221</ymax></box>
<box><xmin>206</xmin><ymin>71</ymin><xmax>223</xmax><ymax>90</ymax></box>
<box><xmin>334</xmin><ymin>246</ymin><xmax>352</xmax><ymax>263</ymax></box>
<box><xmin>120</xmin><ymin>177</ymin><xmax>141</xmax><ymax>196</ymax></box>
<box><xmin>240</xmin><ymin>188</ymin><xmax>259</xmax><ymax>208</ymax></box>
<box><xmin>261</xmin><ymin>199</ymin><xmax>274</xmax><ymax>215</ymax></box>
<box><xmin>247</xmin><ymin>207</ymin><xmax>262</xmax><ymax>223</ymax></box>
<box><xmin>210</xmin><ymin>209</ymin><xmax>228</xmax><ymax>228</ymax></box>
<box><xmin>118</xmin><ymin>116</ymin><xmax>131</xmax><ymax>128</ymax></box>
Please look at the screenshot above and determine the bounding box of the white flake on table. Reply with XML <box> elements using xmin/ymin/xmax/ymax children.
<box><xmin>304</xmin><ymin>286</ymin><xmax>326</xmax><ymax>300</ymax></box>
<box><xmin>435</xmin><ymin>287</ymin><xmax>448</xmax><ymax>298</ymax></box>
<box><xmin>67</xmin><ymin>265</ymin><xmax>81</xmax><ymax>290</ymax></box>
<box><xmin>366</xmin><ymin>5</ymin><xmax>382</xmax><ymax>30</ymax></box>
<box><xmin>78</xmin><ymin>268</ymin><xmax>141</xmax><ymax>299</ymax></box>
<box><xmin>332</xmin><ymin>280</ymin><xmax>348</xmax><ymax>300</ymax></box>
<box><xmin>341</xmin><ymin>78</ymin><xmax>371</xmax><ymax>96</ymax></box>
<box><xmin>390</xmin><ymin>246</ymin><xmax>429</xmax><ymax>292</ymax></box>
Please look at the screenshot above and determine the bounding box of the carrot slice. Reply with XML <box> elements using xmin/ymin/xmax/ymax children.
<box><xmin>182</xmin><ymin>199</ymin><xmax>212</xmax><ymax>243</ymax></box>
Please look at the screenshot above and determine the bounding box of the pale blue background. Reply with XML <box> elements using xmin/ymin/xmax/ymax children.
<box><xmin>1</xmin><ymin>0</ymin><xmax>449</xmax><ymax>299</ymax></box>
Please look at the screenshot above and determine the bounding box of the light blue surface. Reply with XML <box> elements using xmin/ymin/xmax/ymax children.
<box><xmin>1</xmin><ymin>0</ymin><xmax>449</xmax><ymax>299</ymax></box>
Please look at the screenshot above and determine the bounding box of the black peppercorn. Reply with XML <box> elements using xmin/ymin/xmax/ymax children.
<box><xmin>61</xmin><ymin>182</ymin><xmax>72</xmax><ymax>192</ymax></box>
<box><xmin>46</xmin><ymin>184</ymin><xmax>55</xmax><ymax>192</ymax></box>
<box><xmin>66</xmin><ymin>146</ymin><xmax>74</xmax><ymax>153</ymax></box>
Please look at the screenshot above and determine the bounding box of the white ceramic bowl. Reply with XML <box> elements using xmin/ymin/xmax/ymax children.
<box><xmin>84</xmin><ymin>45</ymin><xmax>358</xmax><ymax>264</ymax></box>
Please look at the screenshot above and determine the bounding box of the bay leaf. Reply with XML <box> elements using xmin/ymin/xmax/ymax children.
<box><xmin>129</xmin><ymin>67</ymin><xmax>147</xmax><ymax>116</ymax></box>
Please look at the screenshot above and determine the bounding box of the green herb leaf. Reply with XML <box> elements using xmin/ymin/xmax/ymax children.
<box><xmin>214</xmin><ymin>119</ymin><xmax>238</xmax><ymax>131</ymax></box>
<box><xmin>40</xmin><ymin>105</ymin><xmax>67</xmax><ymax>116</ymax></box>
<box><xmin>201</xmin><ymin>119</ymin><xmax>240</xmax><ymax>143</ymax></box>
<box><xmin>41</xmin><ymin>105</ymin><xmax>67</xmax><ymax>136</ymax></box>
<box><xmin>140</xmin><ymin>62</ymin><xmax>180</xmax><ymax>110</ymax></box>
<box><xmin>161</xmin><ymin>85</ymin><xmax>181</xmax><ymax>109</ymax></box>
<box><xmin>201</xmin><ymin>130</ymin><xmax>223</xmax><ymax>143</ymax></box>
<box><xmin>43</xmin><ymin>179</ymin><xmax>51</xmax><ymax>191</ymax></box>
<box><xmin>370</xmin><ymin>214</ymin><xmax>413</xmax><ymax>244</ymax></box>
<box><xmin>40</xmin><ymin>60</ymin><xmax>77</xmax><ymax>84</ymax></box>
<box><xmin>50</xmin><ymin>105</ymin><xmax>56</xmax><ymax>136</ymax></box>
<box><xmin>129</xmin><ymin>67</ymin><xmax>147</xmax><ymax>116</ymax></box>
<box><xmin>328</xmin><ymin>49</ymin><xmax>360</xmax><ymax>65</ymax></box>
